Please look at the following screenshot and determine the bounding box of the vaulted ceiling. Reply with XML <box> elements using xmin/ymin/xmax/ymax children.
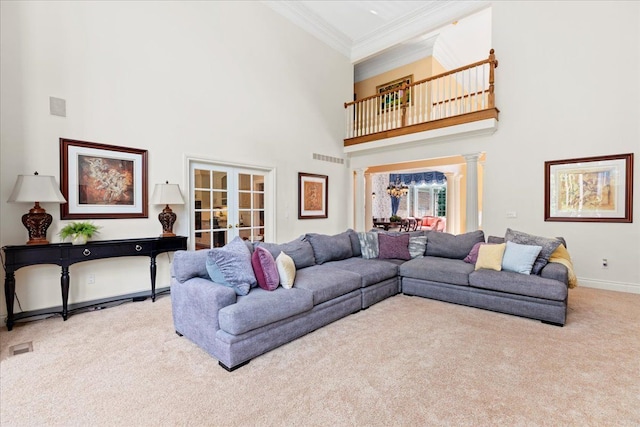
<box><xmin>264</xmin><ymin>0</ymin><xmax>492</xmax><ymax>80</ymax></box>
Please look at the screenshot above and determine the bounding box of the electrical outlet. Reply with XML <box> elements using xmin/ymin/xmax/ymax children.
<box><xmin>88</xmin><ymin>274</ymin><xmax>96</xmax><ymax>284</ymax></box>
<box><xmin>506</xmin><ymin>211</ymin><xmax>517</xmax><ymax>218</ymax></box>
<box><xmin>601</xmin><ymin>259</ymin><xmax>608</xmax><ymax>269</ymax></box>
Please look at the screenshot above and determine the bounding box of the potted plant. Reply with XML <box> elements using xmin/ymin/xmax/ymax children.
<box><xmin>59</xmin><ymin>222</ymin><xmax>101</xmax><ymax>245</ymax></box>
<box><xmin>389</xmin><ymin>215</ymin><xmax>402</xmax><ymax>223</ymax></box>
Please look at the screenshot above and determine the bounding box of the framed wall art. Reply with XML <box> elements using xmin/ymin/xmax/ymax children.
<box><xmin>545</xmin><ymin>153</ymin><xmax>633</xmax><ymax>223</ymax></box>
<box><xmin>298</xmin><ymin>172</ymin><xmax>328</xmax><ymax>219</ymax></box>
<box><xmin>376</xmin><ymin>74</ymin><xmax>413</xmax><ymax>113</ymax></box>
<box><xmin>60</xmin><ymin>138</ymin><xmax>148</xmax><ymax>219</ymax></box>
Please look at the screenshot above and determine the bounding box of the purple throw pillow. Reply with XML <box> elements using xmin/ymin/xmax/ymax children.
<box><xmin>464</xmin><ymin>242</ymin><xmax>496</xmax><ymax>264</ymax></box>
<box><xmin>378</xmin><ymin>233</ymin><xmax>411</xmax><ymax>260</ymax></box>
<box><xmin>251</xmin><ymin>246</ymin><xmax>280</xmax><ymax>291</ymax></box>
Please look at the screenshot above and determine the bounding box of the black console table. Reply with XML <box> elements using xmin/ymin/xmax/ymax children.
<box><xmin>2</xmin><ymin>236</ymin><xmax>187</xmax><ymax>331</ymax></box>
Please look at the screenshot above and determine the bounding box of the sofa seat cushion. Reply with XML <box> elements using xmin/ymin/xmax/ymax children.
<box><xmin>293</xmin><ymin>265</ymin><xmax>362</xmax><ymax>305</ymax></box>
<box><xmin>324</xmin><ymin>258</ymin><xmax>398</xmax><ymax>287</ymax></box>
<box><xmin>400</xmin><ymin>256</ymin><xmax>474</xmax><ymax>286</ymax></box>
<box><xmin>469</xmin><ymin>269</ymin><xmax>568</xmax><ymax>301</ymax></box>
<box><xmin>218</xmin><ymin>287</ymin><xmax>313</xmax><ymax>335</ymax></box>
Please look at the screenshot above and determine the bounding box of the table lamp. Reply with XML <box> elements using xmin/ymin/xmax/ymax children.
<box><xmin>7</xmin><ymin>172</ymin><xmax>67</xmax><ymax>245</ymax></box>
<box><xmin>150</xmin><ymin>181</ymin><xmax>184</xmax><ymax>237</ymax></box>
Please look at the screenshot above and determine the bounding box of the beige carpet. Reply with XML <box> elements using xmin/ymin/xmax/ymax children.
<box><xmin>1</xmin><ymin>287</ymin><xmax>639</xmax><ymax>426</ymax></box>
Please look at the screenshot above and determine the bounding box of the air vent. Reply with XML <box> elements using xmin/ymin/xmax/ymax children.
<box><xmin>9</xmin><ymin>342</ymin><xmax>33</xmax><ymax>356</ymax></box>
<box><xmin>312</xmin><ymin>153</ymin><xmax>344</xmax><ymax>164</ymax></box>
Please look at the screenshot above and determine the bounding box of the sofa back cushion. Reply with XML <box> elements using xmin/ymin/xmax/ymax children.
<box><xmin>426</xmin><ymin>230</ymin><xmax>485</xmax><ymax>260</ymax></box>
<box><xmin>255</xmin><ymin>237</ymin><xmax>316</xmax><ymax>269</ymax></box>
<box><xmin>305</xmin><ymin>231</ymin><xmax>353</xmax><ymax>264</ymax></box>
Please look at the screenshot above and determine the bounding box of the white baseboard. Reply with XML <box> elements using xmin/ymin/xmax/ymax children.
<box><xmin>577</xmin><ymin>278</ymin><xmax>640</xmax><ymax>294</ymax></box>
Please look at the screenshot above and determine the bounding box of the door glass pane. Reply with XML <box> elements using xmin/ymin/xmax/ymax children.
<box><xmin>253</xmin><ymin>193</ymin><xmax>264</xmax><ymax>209</ymax></box>
<box><xmin>194</xmin><ymin>190</ymin><xmax>211</xmax><ymax>209</ymax></box>
<box><xmin>239</xmin><ymin>192</ymin><xmax>251</xmax><ymax>209</ymax></box>
<box><xmin>212</xmin><ymin>172</ymin><xmax>227</xmax><ymax>190</ymax></box>
<box><xmin>194</xmin><ymin>169</ymin><xmax>210</xmax><ymax>189</ymax></box>
<box><xmin>212</xmin><ymin>191</ymin><xmax>227</xmax><ymax>209</ymax></box>
<box><xmin>212</xmin><ymin>230</ymin><xmax>227</xmax><ymax>248</ymax></box>
<box><xmin>238</xmin><ymin>174</ymin><xmax>251</xmax><ymax>191</ymax></box>
<box><xmin>196</xmin><ymin>231</ymin><xmax>211</xmax><ymax>250</ymax></box>
<box><xmin>239</xmin><ymin>210</ymin><xmax>250</xmax><ymax>227</ymax></box>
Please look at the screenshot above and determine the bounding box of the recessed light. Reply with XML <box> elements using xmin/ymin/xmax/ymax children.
<box><xmin>370</xmin><ymin>10</ymin><xmax>378</xmax><ymax>15</ymax></box>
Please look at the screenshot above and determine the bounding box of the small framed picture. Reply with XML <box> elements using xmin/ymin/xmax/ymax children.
<box><xmin>60</xmin><ymin>138</ymin><xmax>148</xmax><ymax>219</ymax></box>
<box><xmin>298</xmin><ymin>172</ymin><xmax>328</xmax><ymax>219</ymax></box>
<box><xmin>545</xmin><ymin>153</ymin><xmax>633</xmax><ymax>222</ymax></box>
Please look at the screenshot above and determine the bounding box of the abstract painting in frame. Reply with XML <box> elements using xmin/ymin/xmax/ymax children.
<box><xmin>545</xmin><ymin>153</ymin><xmax>633</xmax><ymax>222</ymax></box>
<box><xmin>298</xmin><ymin>172</ymin><xmax>328</xmax><ymax>219</ymax></box>
<box><xmin>60</xmin><ymin>138</ymin><xmax>148</xmax><ymax>219</ymax></box>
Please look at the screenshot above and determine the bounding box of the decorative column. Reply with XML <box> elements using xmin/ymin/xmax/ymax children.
<box><xmin>444</xmin><ymin>172</ymin><xmax>455</xmax><ymax>234</ymax></box>
<box><xmin>463</xmin><ymin>153</ymin><xmax>481</xmax><ymax>232</ymax></box>
<box><xmin>455</xmin><ymin>175</ymin><xmax>463</xmax><ymax>234</ymax></box>
<box><xmin>353</xmin><ymin>168</ymin><xmax>366</xmax><ymax>232</ymax></box>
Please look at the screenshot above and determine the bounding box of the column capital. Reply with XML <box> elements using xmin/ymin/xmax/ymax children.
<box><xmin>462</xmin><ymin>152</ymin><xmax>482</xmax><ymax>163</ymax></box>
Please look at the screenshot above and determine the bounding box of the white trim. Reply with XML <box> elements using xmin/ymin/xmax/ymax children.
<box><xmin>344</xmin><ymin>118</ymin><xmax>498</xmax><ymax>155</ymax></box>
<box><xmin>577</xmin><ymin>278</ymin><xmax>640</xmax><ymax>294</ymax></box>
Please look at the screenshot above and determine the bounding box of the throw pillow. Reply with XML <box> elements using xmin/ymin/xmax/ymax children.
<box><xmin>305</xmin><ymin>231</ymin><xmax>353</xmax><ymax>264</ymax></box>
<box><xmin>474</xmin><ymin>243</ymin><xmax>506</xmax><ymax>271</ymax></box>
<box><xmin>425</xmin><ymin>230</ymin><xmax>485</xmax><ymax>260</ymax></box>
<box><xmin>378</xmin><ymin>233</ymin><xmax>411</xmax><ymax>260</ymax></box>
<box><xmin>206</xmin><ymin>236</ymin><xmax>257</xmax><ymax>296</ymax></box>
<box><xmin>408</xmin><ymin>235</ymin><xmax>427</xmax><ymax>259</ymax></box>
<box><xmin>357</xmin><ymin>231</ymin><xmax>379</xmax><ymax>259</ymax></box>
<box><xmin>251</xmin><ymin>246</ymin><xmax>280</xmax><ymax>291</ymax></box>
<box><xmin>463</xmin><ymin>242</ymin><xmax>486</xmax><ymax>264</ymax></box>
<box><xmin>255</xmin><ymin>237</ymin><xmax>316</xmax><ymax>269</ymax></box>
<box><xmin>505</xmin><ymin>228</ymin><xmax>562</xmax><ymax>275</ymax></box>
<box><xmin>276</xmin><ymin>252</ymin><xmax>296</xmax><ymax>289</ymax></box>
<box><xmin>501</xmin><ymin>241</ymin><xmax>542</xmax><ymax>275</ymax></box>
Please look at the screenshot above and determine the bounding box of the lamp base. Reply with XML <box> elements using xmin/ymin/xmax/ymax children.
<box><xmin>158</xmin><ymin>205</ymin><xmax>177</xmax><ymax>238</ymax></box>
<box><xmin>22</xmin><ymin>202</ymin><xmax>52</xmax><ymax>245</ymax></box>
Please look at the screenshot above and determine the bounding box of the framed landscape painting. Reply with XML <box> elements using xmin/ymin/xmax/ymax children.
<box><xmin>298</xmin><ymin>172</ymin><xmax>328</xmax><ymax>219</ymax></box>
<box><xmin>60</xmin><ymin>138</ymin><xmax>148</xmax><ymax>219</ymax></box>
<box><xmin>545</xmin><ymin>153</ymin><xmax>633</xmax><ymax>223</ymax></box>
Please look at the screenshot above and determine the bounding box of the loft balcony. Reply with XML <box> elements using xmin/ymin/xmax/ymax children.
<box><xmin>344</xmin><ymin>50</ymin><xmax>499</xmax><ymax>150</ymax></box>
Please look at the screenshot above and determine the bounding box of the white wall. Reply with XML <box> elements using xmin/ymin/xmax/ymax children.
<box><xmin>0</xmin><ymin>1</ymin><xmax>352</xmax><ymax>315</ymax></box>
<box><xmin>350</xmin><ymin>1</ymin><xmax>640</xmax><ymax>293</ymax></box>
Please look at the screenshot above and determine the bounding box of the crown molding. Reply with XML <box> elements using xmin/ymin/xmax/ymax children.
<box><xmin>351</xmin><ymin>1</ymin><xmax>490</xmax><ymax>63</ymax></box>
<box><xmin>262</xmin><ymin>0</ymin><xmax>351</xmax><ymax>58</ymax></box>
<box><xmin>355</xmin><ymin>34</ymin><xmax>438</xmax><ymax>83</ymax></box>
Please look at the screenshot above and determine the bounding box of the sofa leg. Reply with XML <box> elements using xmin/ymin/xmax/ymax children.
<box><xmin>219</xmin><ymin>360</ymin><xmax>250</xmax><ymax>372</ymax></box>
<box><xmin>541</xmin><ymin>320</ymin><xmax>564</xmax><ymax>327</ymax></box>
<box><xmin>175</xmin><ymin>330</ymin><xmax>183</xmax><ymax>336</ymax></box>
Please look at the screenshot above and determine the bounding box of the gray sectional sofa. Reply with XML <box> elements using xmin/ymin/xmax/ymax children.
<box><xmin>171</xmin><ymin>229</ymin><xmax>570</xmax><ymax>371</ymax></box>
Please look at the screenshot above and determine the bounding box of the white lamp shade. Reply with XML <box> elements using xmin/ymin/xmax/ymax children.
<box><xmin>150</xmin><ymin>183</ymin><xmax>184</xmax><ymax>205</ymax></box>
<box><xmin>7</xmin><ymin>174</ymin><xmax>67</xmax><ymax>203</ymax></box>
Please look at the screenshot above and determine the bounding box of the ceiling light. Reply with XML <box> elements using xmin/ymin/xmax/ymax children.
<box><xmin>369</xmin><ymin>10</ymin><xmax>378</xmax><ymax>15</ymax></box>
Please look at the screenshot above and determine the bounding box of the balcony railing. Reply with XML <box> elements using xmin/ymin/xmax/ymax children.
<box><xmin>344</xmin><ymin>49</ymin><xmax>499</xmax><ymax>146</ymax></box>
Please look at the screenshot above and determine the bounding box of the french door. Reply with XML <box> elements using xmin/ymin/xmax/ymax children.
<box><xmin>191</xmin><ymin>162</ymin><xmax>268</xmax><ymax>249</ymax></box>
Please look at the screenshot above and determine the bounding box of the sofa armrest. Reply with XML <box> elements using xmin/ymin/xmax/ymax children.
<box><xmin>171</xmin><ymin>250</ymin><xmax>211</xmax><ymax>283</ymax></box>
<box><xmin>539</xmin><ymin>262</ymin><xmax>568</xmax><ymax>285</ymax></box>
<box><xmin>171</xmin><ymin>277</ymin><xmax>237</xmax><ymax>334</ymax></box>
